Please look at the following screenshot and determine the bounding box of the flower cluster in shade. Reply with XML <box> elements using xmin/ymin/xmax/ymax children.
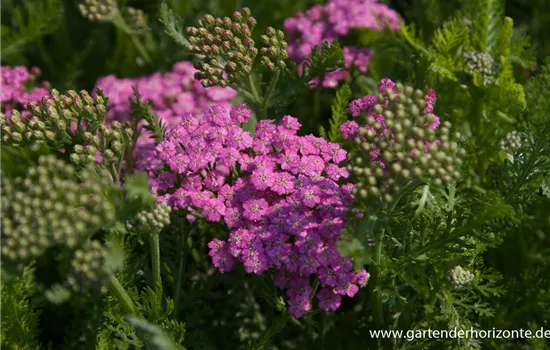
<box><xmin>284</xmin><ymin>0</ymin><xmax>400</xmax><ymax>88</ymax></box>
<box><xmin>1</xmin><ymin>66</ymin><xmax>49</xmax><ymax>116</ymax></box>
<box><xmin>1</xmin><ymin>156</ymin><xmax>115</xmax><ymax>293</ymax></box>
<box><xmin>342</xmin><ymin>79</ymin><xmax>465</xmax><ymax>205</ymax></box>
<box><xmin>95</xmin><ymin>61</ymin><xmax>237</xmax><ymax>169</ymax></box>
<box><xmin>500</xmin><ymin>130</ymin><xmax>521</xmax><ymax>162</ymax></box>
<box><xmin>145</xmin><ymin>103</ymin><xmax>368</xmax><ymax>318</ymax></box>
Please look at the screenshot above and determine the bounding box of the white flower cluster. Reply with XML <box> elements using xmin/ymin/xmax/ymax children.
<box><xmin>450</xmin><ymin>265</ymin><xmax>475</xmax><ymax>289</ymax></box>
<box><xmin>500</xmin><ymin>130</ymin><xmax>522</xmax><ymax>162</ymax></box>
<box><xmin>464</xmin><ymin>51</ymin><xmax>496</xmax><ymax>86</ymax></box>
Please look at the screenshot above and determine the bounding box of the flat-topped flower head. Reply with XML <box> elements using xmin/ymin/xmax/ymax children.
<box><xmin>147</xmin><ymin>103</ymin><xmax>366</xmax><ymax>318</ymax></box>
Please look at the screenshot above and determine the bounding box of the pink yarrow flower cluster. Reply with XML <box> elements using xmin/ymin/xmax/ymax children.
<box><xmin>147</xmin><ymin>104</ymin><xmax>368</xmax><ymax>318</ymax></box>
<box><xmin>96</xmin><ymin>61</ymin><xmax>237</xmax><ymax>169</ymax></box>
<box><xmin>1</xmin><ymin>66</ymin><xmax>49</xmax><ymax>117</ymax></box>
<box><xmin>284</xmin><ymin>0</ymin><xmax>400</xmax><ymax>88</ymax></box>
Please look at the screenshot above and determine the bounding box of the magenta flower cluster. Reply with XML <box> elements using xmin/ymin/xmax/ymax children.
<box><xmin>1</xmin><ymin>66</ymin><xmax>49</xmax><ymax>116</ymax></box>
<box><xmin>146</xmin><ymin>104</ymin><xmax>368</xmax><ymax>318</ymax></box>
<box><xmin>284</xmin><ymin>0</ymin><xmax>400</xmax><ymax>88</ymax></box>
<box><xmin>96</xmin><ymin>61</ymin><xmax>237</xmax><ymax>169</ymax></box>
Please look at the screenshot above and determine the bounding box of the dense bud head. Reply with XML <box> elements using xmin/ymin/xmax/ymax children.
<box><xmin>463</xmin><ymin>50</ymin><xmax>497</xmax><ymax>85</ymax></box>
<box><xmin>344</xmin><ymin>79</ymin><xmax>465</xmax><ymax>205</ymax></box>
<box><xmin>450</xmin><ymin>265</ymin><xmax>474</xmax><ymax>289</ymax></box>
<box><xmin>1</xmin><ymin>156</ymin><xmax>115</xmax><ymax>272</ymax></box>
<box><xmin>78</xmin><ymin>0</ymin><xmax>117</xmax><ymax>22</ymax></box>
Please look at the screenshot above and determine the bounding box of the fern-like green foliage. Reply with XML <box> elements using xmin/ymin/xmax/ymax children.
<box><xmin>467</xmin><ymin>0</ymin><xmax>504</xmax><ymax>53</ymax></box>
<box><xmin>129</xmin><ymin>88</ymin><xmax>168</xmax><ymax>144</ymax></box>
<box><xmin>525</xmin><ymin>57</ymin><xmax>550</xmax><ymax>125</ymax></box>
<box><xmin>126</xmin><ymin>315</ymin><xmax>185</xmax><ymax>350</ymax></box>
<box><xmin>328</xmin><ymin>83</ymin><xmax>352</xmax><ymax>142</ymax></box>
<box><xmin>272</xmin><ymin>41</ymin><xmax>344</xmax><ymax>114</ymax></box>
<box><xmin>1</xmin><ymin>269</ymin><xmax>42</xmax><ymax>349</ymax></box>
<box><xmin>159</xmin><ymin>1</ymin><xmax>188</xmax><ymax>48</ymax></box>
<box><xmin>432</xmin><ymin>18</ymin><xmax>469</xmax><ymax>56</ymax></box>
<box><xmin>1</xmin><ymin>0</ymin><xmax>63</xmax><ymax>60</ymax></box>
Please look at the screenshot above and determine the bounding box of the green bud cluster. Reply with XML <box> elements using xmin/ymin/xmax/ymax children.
<box><xmin>66</xmin><ymin>240</ymin><xmax>109</xmax><ymax>294</ymax></box>
<box><xmin>123</xmin><ymin>7</ymin><xmax>148</xmax><ymax>34</ymax></box>
<box><xmin>463</xmin><ymin>50</ymin><xmax>497</xmax><ymax>85</ymax></box>
<box><xmin>78</xmin><ymin>0</ymin><xmax>117</xmax><ymax>22</ymax></box>
<box><xmin>347</xmin><ymin>84</ymin><xmax>465</xmax><ymax>205</ymax></box>
<box><xmin>1</xmin><ymin>156</ymin><xmax>116</xmax><ymax>268</ymax></box>
<box><xmin>1</xmin><ymin>89</ymin><xmax>134</xmax><ymax>172</ymax></box>
<box><xmin>259</xmin><ymin>27</ymin><xmax>289</xmax><ymax>71</ymax></box>
<box><xmin>126</xmin><ymin>203</ymin><xmax>171</xmax><ymax>234</ymax></box>
<box><xmin>184</xmin><ymin>8</ymin><xmax>258</xmax><ymax>87</ymax></box>
<box><xmin>449</xmin><ymin>265</ymin><xmax>475</xmax><ymax>289</ymax></box>
<box><xmin>0</xmin><ymin>89</ymin><xmax>107</xmax><ymax>147</ymax></box>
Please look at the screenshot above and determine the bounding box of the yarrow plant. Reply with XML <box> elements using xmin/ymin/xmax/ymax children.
<box><xmin>3</xmin><ymin>0</ymin><xmax>550</xmax><ymax>349</ymax></box>
<box><xmin>145</xmin><ymin>103</ymin><xmax>367</xmax><ymax>317</ymax></box>
<box><xmin>284</xmin><ymin>0</ymin><xmax>401</xmax><ymax>87</ymax></box>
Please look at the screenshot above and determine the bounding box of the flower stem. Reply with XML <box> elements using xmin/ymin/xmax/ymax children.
<box><xmin>259</xmin><ymin>68</ymin><xmax>281</xmax><ymax>118</ymax></box>
<box><xmin>108</xmin><ymin>272</ymin><xmax>141</xmax><ymax>317</ymax></box>
<box><xmin>130</xmin><ymin>35</ymin><xmax>153</xmax><ymax>65</ymax></box>
<box><xmin>150</xmin><ymin>232</ymin><xmax>162</xmax><ymax>297</ymax></box>
<box><xmin>173</xmin><ymin>225</ymin><xmax>194</xmax><ymax>317</ymax></box>
<box><xmin>370</xmin><ymin>228</ymin><xmax>385</xmax><ymax>329</ymax></box>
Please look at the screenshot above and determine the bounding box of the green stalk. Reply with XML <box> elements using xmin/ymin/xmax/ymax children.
<box><xmin>248</xmin><ymin>74</ymin><xmax>261</xmax><ymax>103</ymax></box>
<box><xmin>174</xmin><ymin>225</ymin><xmax>195</xmax><ymax>317</ymax></box>
<box><xmin>130</xmin><ymin>35</ymin><xmax>153</xmax><ymax>64</ymax></box>
<box><xmin>505</xmin><ymin>141</ymin><xmax>540</xmax><ymax>203</ymax></box>
<box><xmin>108</xmin><ymin>272</ymin><xmax>141</xmax><ymax>317</ymax></box>
<box><xmin>320</xmin><ymin>313</ymin><xmax>328</xmax><ymax>349</ymax></box>
<box><xmin>150</xmin><ymin>232</ymin><xmax>162</xmax><ymax>297</ymax></box>
<box><xmin>370</xmin><ymin>228</ymin><xmax>385</xmax><ymax>329</ymax></box>
<box><xmin>253</xmin><ymin>311</ymin><xmax>289</xmax><ymax>350</ymax></box>
<box><xmin>111</xmin><ymin>12</ymin><xmax>152</xmax><ymax>65</ymax></box>
<box><xmin>259</xmin><ymin>68</ymin><xmax>281</xmax><ymax>118</ymax></box>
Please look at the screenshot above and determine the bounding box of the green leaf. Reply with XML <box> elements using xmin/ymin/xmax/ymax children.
<box><xmin>328</xmin><ymin>83</ymin><xmax>352</xmax><ymax>142</ymax></box>
<box><xmin>318</xmin><ymin>126</ymin><xmax>327</xmax><ymax>139</ymax></box>
<box><xmin>272</xmin><ymin>41</ymin><xmax>344</xmax><ymax>114</ymax></box>
<box><xmin>1</xmin><ymin>274</ymin><xmax>42</xmax><ymax>349</ymax></box>
<box><xmin>124</xmin><ymin>172</ymin><xmax>156</xmax><ymax>208</ymax></box>
<box><xmin>300</xmin><ymin>41</ymin><xmax>345</xmax><ymax>81</ymax></box>
<box><xmin>469</xmin><ymin>0</ymin><xmax>504</xmax><ymax>52</ymax></box>
<box><xmin>159</xmin><ymin>1</ymin><xmax>189</xmax><ymax>48</ymax></box>
<box><xmin>125</xmin><ymin>315</ymin><xmax>185</xmax><ymax>350</ymax></box>
<box><xmin>1</xmin><ymin>0</ymin><xmax>63</xmax><ymax>59</ymax></box>
<box><xmin>509</xmin><ymin>30</ymin><xmax>536</xmax><ymax>70</ymax></box>
<box><xmin>130</xmin><ymin>88</ymin><xmax>167</xmax><ymax>144</ymax></box>
<box><xmin>105</xmin><ymin>235</ymin><xmax>126</xmax><ymax>273</ymax></box>
<box><xmin>431</xmin><ymin>18</ymin><xmax>469</xmax><ymax>55</ymax></box>
<box><xmin>44</xmin><ymin>284</ymin><xmax>72</xmax><ymax>305</ymax></box>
